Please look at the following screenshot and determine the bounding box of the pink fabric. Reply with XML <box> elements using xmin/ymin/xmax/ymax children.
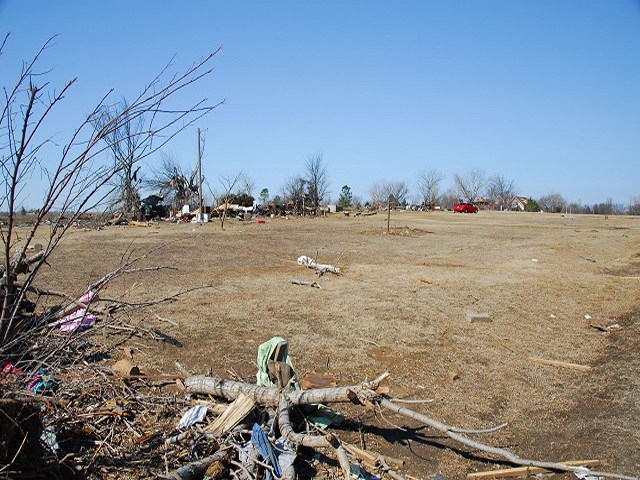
<box><xmin>59</xmin><ymin>308</ymin><xmax>96</xmax><ymax>332</ymax></box>
<box><xmin>59</xmin><ymin>290</ymin><xmax>98</xmax><ymax>332</ymax></box>
<box><xmin>78</xmin><ymin>290</ymin><xmax>97</xmax><ymax>304</ymax></box>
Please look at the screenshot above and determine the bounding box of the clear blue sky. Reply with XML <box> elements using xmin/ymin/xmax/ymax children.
<box><xmin>2</xmin><ymin>1</ymin><xmax>639</xmax><ymax>207</ymax></box>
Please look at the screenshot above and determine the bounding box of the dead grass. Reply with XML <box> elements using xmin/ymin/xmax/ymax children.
<box><xmin>34</xmin><ymin>210</ymin><xmax>640</xmax><ymax>478</ymax></box>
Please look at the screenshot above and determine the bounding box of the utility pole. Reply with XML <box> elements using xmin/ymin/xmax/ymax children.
<box><xmin>198</xmin><ymin>128</ymin><xmax>203</xmax><ymax>221</ymax></box>
<box><xmin>387</xmin><ymin>195</ymin><xmax>392</xmax><ymax>234</ymax></box>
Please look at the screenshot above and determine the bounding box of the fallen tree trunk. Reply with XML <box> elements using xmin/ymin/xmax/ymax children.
<box><xmin>186</xmin><ymin>375</ymin><xmax>366</xmax><ymax>406</ymax></box>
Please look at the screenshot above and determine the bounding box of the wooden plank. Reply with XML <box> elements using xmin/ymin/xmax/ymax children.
<box><xmin>467</xmin><ymin>459</ymin><xmax>600</xmax><ymax>479</ymax></box>
<box><xmin>529</xmin><ymin>357</ymin><xmax>592</xmax><ymax>372</ymax></box>
<box><xmin>204</xmin><ymin>393</ymin><xmax>255</xmax><ymax>436</ymax></box>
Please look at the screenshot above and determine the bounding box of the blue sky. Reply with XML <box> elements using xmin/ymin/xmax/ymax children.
<box><xmin>2</xmin><ymin>1</ymin><xmax>639</xmax><ymax>207</ymax></box>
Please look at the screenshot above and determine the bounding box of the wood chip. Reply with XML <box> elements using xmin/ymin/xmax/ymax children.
<box><xmin>111</xmin><ymin>358</ymin><xmax>141</xmax><ymax>376</ymax></box>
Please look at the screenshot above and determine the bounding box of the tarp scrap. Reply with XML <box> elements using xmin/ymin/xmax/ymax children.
<box><xmin>251</xmin><ymin>423</ymin><xmax>282</xmax><ymax>480</ymax></box>
<box><xmin>256</xmin><ymin>336</ymin><xmax>297</xmax><ymax>388</ymax></box>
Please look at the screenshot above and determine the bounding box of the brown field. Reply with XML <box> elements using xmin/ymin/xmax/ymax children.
<box><xmin>36</xmin><ymin>210</ymin><xmax>640</xmax><ymax>478</ymax></box>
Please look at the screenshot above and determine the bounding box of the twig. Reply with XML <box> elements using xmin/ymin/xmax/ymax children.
<box><xmin>154</xmin><ymin>313</ymin><xmax>179</xmax><ymax>326</ymax></box>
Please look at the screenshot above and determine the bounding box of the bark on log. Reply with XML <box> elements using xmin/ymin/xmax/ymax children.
<box><xmin>157</xmin><ymin>448</ymin><xmax>231</xmax><ymax>480</ymax></box>
<box><xmin>277</xmin><ymin>397</ymin><xmax>351</xmax><ymax>480</ymax></box>
<box><xmin>186</xmin><ymin>376</ymin><xmax>362</xmax><ymax>406</ymax></box>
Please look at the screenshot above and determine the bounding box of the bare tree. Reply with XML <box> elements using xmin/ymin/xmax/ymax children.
<box><xmin>592</xmin><ymin>198</ymin><xmax>625</xmax><ymax>216</ymax></box>
<box><xmin>217</xmin><ymin>171</ymin><xmax>245</xmax><ymax>229</ymax></box>
<box><xmin>440</xmin><ymin>187</ymin><xmax>459</xmax><ymax>211</ymax></box>
<box><xmin>0</xmin><ymin>34</ymin><xmax>221</xmax><ymax>347</ymax></box>
<box><xmin>538</xmin><ymin>193</ymin><xmax>566</xmax><ymax>213</ymax></box>
<box><xmin>369</xmin><ymin>180</ymin><xmax>409</xmax><ymax>207</ymax></box>
<box><xmin>416</xmin><ymin>168</ymin><xmax>445</xmax><ymax>209</ymax></box>
<box><xmin>368</xmin><ymin>181</ymin><xmax>387</xmax><ymax>206</ymax></box>
<box><xmin>90</xmin><ymin>99</ymin><xmax>144</xmax><ymax>218</ymax></box>
<box><xmin>305</xmin><ymin>154</ymin><xmax>329</xmax><ymax>214</ymax></box>
<box><xmin>628</xmin><ymin>195</ymin><xmax>640</xmax><ymax>215</ymax></box>
<box><xmin>487</xmin><ymin>173</ymin><xmax>516</xmax><ymax>211</ymax></box>
<box><xmin>454</xmin><ymin>168</ymin><xmax>487</xmax><ymax>203</ymax></box>
<box><xmin>281</xmin><ymin>176</ymin><xmax>308</xmax><ymax>214</ymax></box>
<box><xmin>239</xmin><ymin>175</ymin><xmax>256</xmax><ymax>198</ymax></box>
<box><xmin>148</xmin><ymin>151</ymin><xmax>199</xmax><ymax>211</ymax></box>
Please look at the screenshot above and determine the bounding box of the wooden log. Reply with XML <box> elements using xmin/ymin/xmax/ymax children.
<box><xmin>186</xmin><ymin>375</ymin><xmax>361</xmax><ymax>406</ymax></box>
<box><xmin>529</xmin><ymin>357</ymin><xmax>592</xmax><ymax>372</ymax></box>
<box><xmin>466</xmin><ymin>459</ymin><xmax>600</xmax><ymax>479</ymax></box>
<box><xmin>290</xmin><ymin>278</ymin><xmax>321</xmax><ymax>288</ymax></box>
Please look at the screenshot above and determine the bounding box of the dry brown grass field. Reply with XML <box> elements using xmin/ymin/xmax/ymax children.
<box><xmin>34</xmin><ymin>210</ymin><xmax>640</xmax><ymax>478</ymax></box>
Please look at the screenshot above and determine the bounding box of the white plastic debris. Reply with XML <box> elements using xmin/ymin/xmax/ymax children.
<box><xmin>573</xmin><ymin>466</ymin><xmax>598</xmax><ymax>480</ymax></box>
<box><xmin>297</xmin><ymin>255</ymin><xmax>340</xmax><ymax>276</ymax></box>
<box><xmin>584</xmin><ymin>314</ymin><xmax>592</xmax><ymax>320</ymax></box>
<box><xmin>177</xmin><ymin>405</ymin><xmax>208</xmax><ymax>429</ymax></box>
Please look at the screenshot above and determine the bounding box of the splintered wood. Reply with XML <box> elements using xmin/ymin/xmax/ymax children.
<box><xmin>204</xmin><ymin>393</ymin><xmax>255</xmax><ymax>437</ymax></box>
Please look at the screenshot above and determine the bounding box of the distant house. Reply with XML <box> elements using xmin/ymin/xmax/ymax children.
<box><xmin>475</xmin><ymin>197</ymin><xmax>488</xmax><ymax>208</ymax></box>
<box><xmin>511</xmin><ymin>196</ymin><xmax>529</xmax><ymax>211</ymax></box>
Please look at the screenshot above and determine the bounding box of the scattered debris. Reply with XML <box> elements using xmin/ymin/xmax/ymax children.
<box><xmin>466</xmin><ymin>310</ymin><xmax>492</xmax><ymax>323</ymax></box>
<box><xmin>28</xmin><ymin>369</ymin><xmax>55</xmax><ymax>393</ymax></box>
<box><xmin>466</xmin><ymin>459</ymin><xmax>600</xmax><ymax>479</ymax></box>
<box><xmin>579</xmin><ymin>255</ymin><xmax>597</xmax><ymax>263</ymax></box>
<box><xmin>590</xmin><ymin>323</ymin><xmax>622</xmax><ymax>333</ymax></box>
<box><xmin>529</xmin><ymin>357</ymin><xmax>592</xmax><ymax>372</ymax></box>
<box><xmin>531</xmin><ymin>258</ymin><xmax>539</xmax><ymax>262</ymax></box>
<box><xmin>297</xmin><ymin>255</ymin><xmax>341</xmax><ymax>276</ymax></box>
<box><xmin>584</xmin><ymin>314</ymin><xmax>592</xmax><ymax>320</ymax></box>
<box><xmin>290</xmin><ymin>278</ymin><xmax>321</xmax><ymax>288</ymax></box>
<box><xmin>417</xmin><ymin>277</ymin><xmax>436</xmax><ymax>284</ymax></box>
